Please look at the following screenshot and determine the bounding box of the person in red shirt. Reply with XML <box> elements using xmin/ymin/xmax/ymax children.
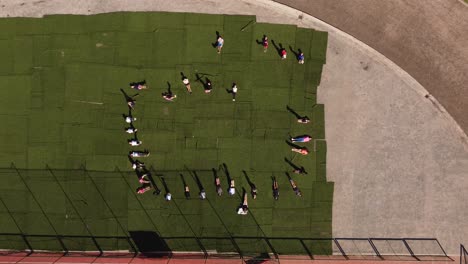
<box><xmin>292</xmin><ymin>147</ymin><xmax>309</xmax><ymax>155</ymax></box>
<box><xmin>280</xmin><ymin>48</ymin><xmax>287</xmax><ymax>59</ymax></box>
<box><xmin>262</xmin><ymin>35</ymin><xmax>269</xmax><ymax>52</ymax></box>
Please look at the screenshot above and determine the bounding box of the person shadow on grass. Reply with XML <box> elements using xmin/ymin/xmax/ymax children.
<box><xmin>193</xmin><ymin>171</ymin><xmax>206</xmax><ymax>200</ymax></box>
<box><xmin>286</xmin><ymin>105</ymin><xmax>310</xmax><ymax>123</ymax></box>
<box><xmin>243</xmin><ymin>170</ymin><xmax>257</xmax><ymax>199</ymax></box>
<box><xmin>255</xmin><ymin>34</ymin><xmax>267</xmax><ymax>45</ymax></box>
<box><xmin>120</xmin><ymin>88</ymin><xmax>139</xmax><ymax>109</ymax></box>
<box><xmin>271</xmin><ymin>39</ymin><xmax>285</xmax><ymax>58</ymax></box>
<box><xmin>162</xmin><ymin>81</ymin><xmax>177</xmax><ymax>101</ymax></box>
<box><xmin>284</xmin><ymin>157</ymin><xmax>307</xmax><ymax>175</ymax></box>
<box><xmin>211</xmin><ymin>31</ymin><xmax>221</xmax><ymax>48</ymax></box>
<box><xmin>180</xmin><ymin>174</ymin><xmax>190</xmax><ymax>199</ymax></box>
<box><xmin>160</xmin><ymin>177</ymin><xmax>172</xmax><ymax>201</ymax></box>
<box><xmin>196</xmin><ymin>73</ymin><xmax>213</xmax><ymax>93</ymax></box>
<box><xmin>289</xmin><ymin>46</ymin><xmax>301</xmax><ymax>59</ymax></box>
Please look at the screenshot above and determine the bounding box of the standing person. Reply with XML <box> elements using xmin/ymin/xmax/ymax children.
<box><xmin>291</xmin><ymin>147</ymin><xmax>309</xmax><ymax>155</ymax></box>
<box><xmin>289</xmin><ymin>178</ymin><xmax>302</xmax><ymax>197</ymax></box>
<box><xmin>216</xmin><ymin>35</ymin><xmax>224</xmax><ymax>54</ymax></box>
<box><xmin>165</xmin><ymin>192</ymin><xmax>172</xmax><ymax>201</ymax></box>
<box><xmin>199</xmin><ymin>189</ymin><xmax>207</xmax><ymax>200</ymax></box>
<box><xmin>182</xmin><ymin>77</ymin><xmax>192</xmax><ymax>94</ymax></box>
<box><xmin>215</xmin><ymin>176</ymin><xmax>223</xmax><ymax>196</ymax></box>
<box><xmin>205</xmin><ymin>78</ymin><xmax>212</xmax><ymax>93</ymax></box>
<box><xmin>290</xmin><ymin>135</ymin><xmax>312</xmax><ymax>143</ymax></box>
<box><xmin>237</xmin><ymin>192</ymin><xmax>249</xmax><ymax>215</ymax></box>
<box><xmin>228</xmin><ymin>180</ymin><xmax>236</xmax><ymax>196</ymax></box>
<box><xmin>298</xmin><ymin>52</ymin><xmax>305</xmax><ymax>64</ymax></box>
<box><xmin>251</xmin><ymin>184</ymin><xmax>257</xmax><ymax>200</ymax></box>
<box><xmin>280</xmin><ymin>48</ymin><xmax>287</xmax><ymax>59</ymax></box>
<box><xmin>184</xmin><ymin>185</ymin><xmax>191</xmax><ymax>199</ymax></box>
<box><xmin>272</xmin><ymin>177</ymin><xmax>279</xmax><ymax>200</ymax></box>
<box><xmin>127</xmin><ymin>94</ymin><xmax>138</xmax><ymax>109</ymax></box>
<box><xmin>262</xmin><ymin>35</ymin><xmax>269</xmax><ymax>52</ymax></box>
<box><xmin>230</xmin><ymin>83</ymin><xmax>238</xmax><ymax>102</ymax></box>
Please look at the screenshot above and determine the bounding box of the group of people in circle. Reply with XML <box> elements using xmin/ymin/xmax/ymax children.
<box><xmin>117</xmin><ymin>33</ymin><xmax>310</xmax><ymax>214</ymax></box>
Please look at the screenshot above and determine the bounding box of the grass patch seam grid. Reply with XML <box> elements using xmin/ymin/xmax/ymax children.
<box><xmin>0</xmin><ymin>12</ymin><xmax>333</xmax><ymax>255</ymax></box>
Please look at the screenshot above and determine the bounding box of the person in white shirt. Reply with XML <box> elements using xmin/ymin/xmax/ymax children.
<box><xmin>123</xmin><ymin>114</ymin><xmax>136</xmax><ymax>124</ymax></box>
<box><xmin>128</xmin><ymin>139</ymin><xmax>142</xmax><ymax>146</ymax></box>
<box><xmin>216</xmin><ymin>36</ymin><xmax>224</xmax><ymax>54</ymax></box>
<box><xmin>125</xmin><ymin>126</ymin><xmax>137</xmax><ymax>134</ymax></box>
<box><xmin>226</xmin><ymin>82</ymin><xmax>238</xmax><ymax>102</ymax></box>
<box><xmin>199</xmin><ymin>189</ymin><xmax>206</xmax><ymax>200</ymax></box>
<box><xmin>165</xmin><ymin>192</ymin><xmax>172</xmax><ymax>201</ymax></box>
<box><xmin>182</xmin><ymin>77</ymin><xmax>192</xmax><ymax>94</ymax></box>
<box><xmin>128</xmin><ymin>133</ymin><xmax>142</xmax><ymax>146</ymax></box>
<box><xmin>228</xmin><ymin>180</ymin><xmax>236</xmax><ymax>196</ymax></box>
<box><xmin>237</xmin><ymin>192</ymin><xmax>248</xmax><ymax>215</ymax></box>
<box><xmin>129</xmin><ymin>150</ymin><xmax>150</xmax><ymax>158</ymax></box>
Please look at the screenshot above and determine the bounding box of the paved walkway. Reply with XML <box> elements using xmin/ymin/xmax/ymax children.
<box><xmin>0</xmin><ymin>253</ymin><xmax>458</xmax><ymax>264</ymax></box>
<box><xmin>274</xmin><ymin>0</ymin><xmax>468</xmax><ymax>136</ymax></box>
<box><xmin>1</xmin><ymin>0</ymin><xmax>467</xmax><ymax>255</ymax></box>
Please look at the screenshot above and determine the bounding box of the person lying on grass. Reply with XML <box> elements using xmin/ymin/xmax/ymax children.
<box><xmin>237</xmin><ymin>192</ymin><xmax>249</xmax><ymax>215</ymax></box>
<box><xmin>291</xmin><ymin>147</ymin><xmax>309</xmax><ymax>155</ymax></box>
<box><xmin>123</xmin><ymin>114</ymin><xmax>136</xmax><ymax>124</ymax></box>
<box><xmin>129</xmin><ymin>150</ymin><xmax>150</xmax><ymax>158</ymax></box>
<box><xmin>272</xmin><ymin>177</ymin><xmax>279</xmax><ymax>200</ymax></box>
<box><xmin>289</xmin><ymin>178</ymin><xmax>302</xmax><ymax>197</ymax></box>
<box><xmin>215</xmin><ymin>176</ymin><xmax>223</xmax><ymax>196</ymax></box>
<box><xmin>199</xmin><ymin>189</ymin><xmax>207</xmax><ymax>200</ymax></box>
<box><xmin>162</xmin><ymin>92</ymin><xmax>177</xmax><ymax>101</ymax></box>
<box><xmin>290</xmin><ymin>135</ymin><xmax>312</xmax><ymax>143</ymax></box>
<box><xmin>228</xmin><ymin>179</ymin><xmax>236</xmax><ymax>196</ymax></box>
<box><xmin>130</xmin><ymin>80</ymin><xmax>147</xmax><ymax>90</ymax></box>
<box><xmin>136</xmin><ymin>183</ymin><xmax>151</xmax><ymax>194</ymax></box>
<box><xmin>125</xmin><ymin>126</ymin><xmax>137</xmax><ymax>134</ymax></box>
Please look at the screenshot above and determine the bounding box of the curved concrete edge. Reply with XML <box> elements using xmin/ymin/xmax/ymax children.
<box><xmin>0</xmin><ymin>0</ymin><xmax>465</xmax><ymax>149</ymax></box>
<box><xmin>1</xmin><ymin>0</ymin><xmax>467</xmax><ymax>255</ymax></box>
<box><xmin>255</xmin><ymin>0</ymin><xmax>468</xmax><ymax>151</ymax></box>
<box><xmin>458</xmin><ymin>0</ymin><xmax>468</xmax><ymax>7</ymax></box>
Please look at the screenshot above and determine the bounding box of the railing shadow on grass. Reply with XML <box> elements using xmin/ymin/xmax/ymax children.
<box><xmin>0</xmin><ymin>233</ymin><xmax>454</xmax><ymax>262</ymax></box>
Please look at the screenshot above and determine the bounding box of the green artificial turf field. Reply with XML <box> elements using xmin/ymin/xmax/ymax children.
<box><xmin>0</xmin><ymin>12</ymin><xmax>333</xmax><ymax>257</ymax></box>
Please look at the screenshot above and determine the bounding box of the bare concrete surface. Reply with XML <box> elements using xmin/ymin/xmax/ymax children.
<box><xmin>1</xmin><ymin>0</ymin><xmax>467</xmax><ymax>255</ymax></box>
<box><xmin>274</xmin><ymin>0</ymin><xmax>468</xmax><ymax>138</ymax></box>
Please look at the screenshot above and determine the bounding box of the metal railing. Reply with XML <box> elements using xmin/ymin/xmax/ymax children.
<box><xmin>0</xmin><ymin>233</ymin><xmax>454</xmax><ymax>262</ymax></box>
<box><xmin>461</xmin><ymin>244</ymin><xmax>467</xmax><ymax>264</ymax></box>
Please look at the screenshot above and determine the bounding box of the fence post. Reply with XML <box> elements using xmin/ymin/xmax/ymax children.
<box><xmin>299</xmin><ymin>239</ymin><xmax>314</xmax><ymax>260</ymax></box>
<box><xmin>461</xmin><ymin>244</ymin><xmax>467</xmax><ymax>264</ymax></box>
<box><xmin>402</xmin><ymin>239</ymin><xmax>420</xmax><ymax>261</ymax></box>
<box><xmin>333</xmin><ymin>239</ymin><xmax>348</xmax><ymax>259</ymax></box>
<box><xmin>368</xmin><ymin>238</ymin><xmax>383</xmax><ymax>259</ymax></box>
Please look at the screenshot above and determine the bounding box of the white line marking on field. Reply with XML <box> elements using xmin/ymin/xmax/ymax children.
<box><xmin>72</xmin><ymin>100</ymin><xmax>104</xmax><ymax>105</ymax></box>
